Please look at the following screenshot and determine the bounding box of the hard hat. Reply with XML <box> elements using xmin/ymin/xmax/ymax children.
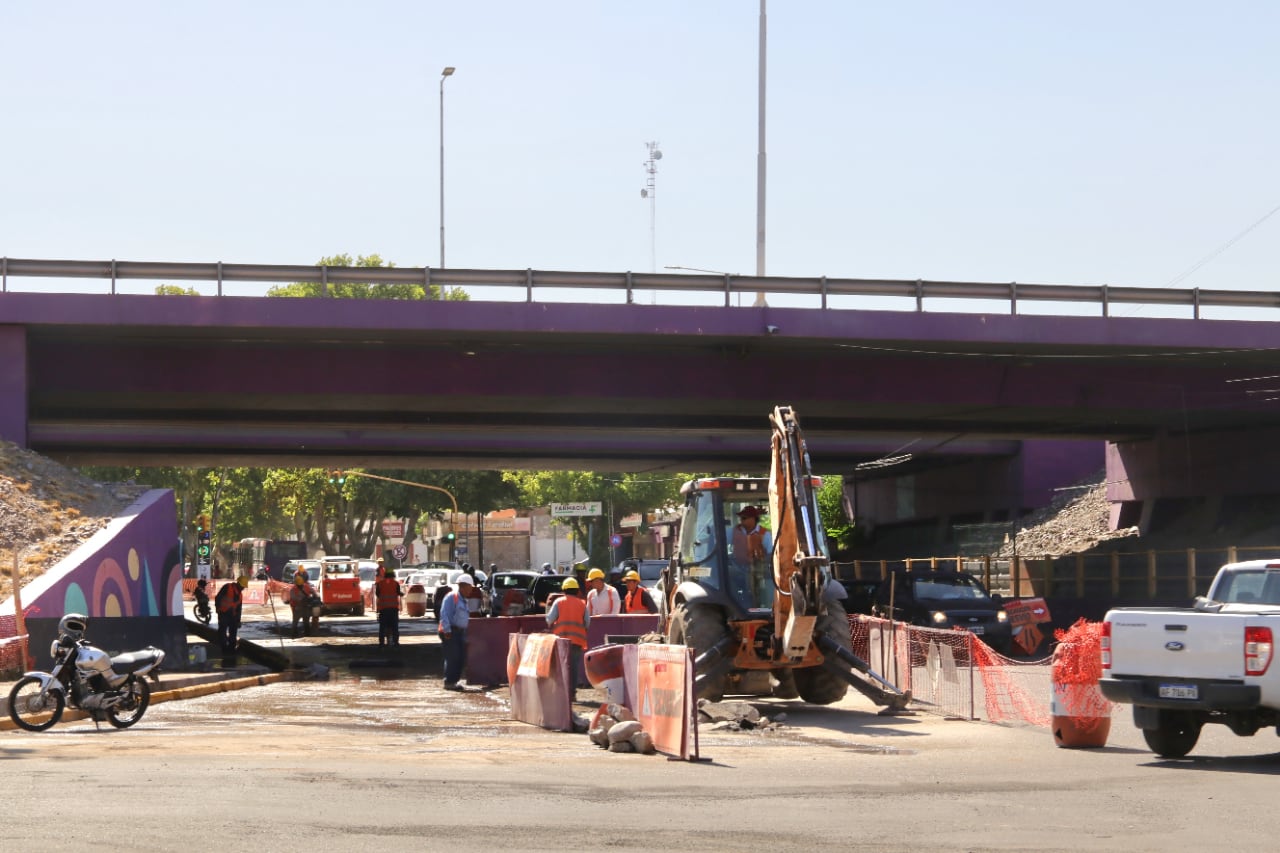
<box><xmin>542</xmin><ymin>562</ymin><xmax>552</xmax><ymax>570</ymax></box>
<box><xmin>738</xmin><ymin>505</ymin><xmax>761</xmax><ymax>519</ymax></box>
<box><xmin>561</xmin><ymin>577</ymin><xmax>580</xmax><ymax>591</ymax></box>
<box><xmin>587</xmin><ymin>568</ymin><xmax>605</xmax><ymax>581</ymax></box>
<box><xmin>237</xmin><ymin>576</ymin><xmax>249</xmax><ymax>588</ymax></box>
<box><xmin>295</xmin><ymin>572</ymin><xmax>307</xmax><ymax>583</ymax></box>
<box><xmin>456</xmin><ymin>573</ymin><xmax>475</xmax><ymax>587</ymax></box>
<box><xmin>623</xmin><ymin>570</ymin><xmax>641</xmax><ymax>582</ymax></box>
<box><xmin>377</xmin><ymin>557</ymin><xmax>385</xmax><ymax>564</ymax></box>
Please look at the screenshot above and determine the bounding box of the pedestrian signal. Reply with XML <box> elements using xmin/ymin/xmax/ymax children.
<box><xmin>196</xmin><ymin>543</ymin><xmax>212</xmax><ymax>559</ymax></box>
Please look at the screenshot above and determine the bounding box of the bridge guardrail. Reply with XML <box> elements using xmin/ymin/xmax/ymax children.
<box><xmin>5</xmin><ymin>256</ymin><xmax>1280</xmax><ymax>319</ymax></box>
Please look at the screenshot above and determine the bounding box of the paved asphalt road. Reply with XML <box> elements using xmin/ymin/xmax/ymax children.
<box><xmin>4</xmin><ymin>608</ymin><xmax>1280</xmax><ymax>852</ymax></box>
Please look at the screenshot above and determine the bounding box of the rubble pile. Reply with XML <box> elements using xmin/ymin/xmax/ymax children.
<box><xmin>0</xmin><ymin>441</ymin><xmax>146</xmax><ymax>601</ymax></box>
<box><xmin>993</xmin><ymin>469</ymin><xmax>1137</xmax><ymax>559</ymax></box>
<box><xmin>698</xmin><ymin>699</ymin><xmax>787</xmax><ymax>733</ymax></box>
<box><xmin>586</xmin><ymin>702</ymin><xmax>657</xmax><ymax>754</ymax></box>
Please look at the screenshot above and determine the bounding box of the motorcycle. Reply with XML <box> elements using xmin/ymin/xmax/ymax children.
<box><xmin>7</xmin><ymin>613</ymin><xmax>164</xmax><ymax>732</ymax></box>
<box><xmin>193</xmin><ymin>586</ymin><xmax>212</xmax><ymax>625</ymax></box>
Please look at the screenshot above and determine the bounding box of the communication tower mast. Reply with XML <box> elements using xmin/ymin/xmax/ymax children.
<box><xmin>640</xmin><ymin>141</ymin><xmax>662</xmax><ymax>273</ymax></box>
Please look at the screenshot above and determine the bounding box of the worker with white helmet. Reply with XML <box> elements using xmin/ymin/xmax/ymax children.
<box><xmin>584</xmin><ymin>567</ymin><xmax>620</xmax><ymax>616</ymax></box>
<box><xmin>438</xmin><ymin>573</ymin><xmax>475</xmax><ymax>690</ymax></box>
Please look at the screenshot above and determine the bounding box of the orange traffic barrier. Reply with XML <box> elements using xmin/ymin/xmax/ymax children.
<box><xmin>404</xmin><ymin>584</ymin><xmax>428</xmax><ymax>618</ymax></box>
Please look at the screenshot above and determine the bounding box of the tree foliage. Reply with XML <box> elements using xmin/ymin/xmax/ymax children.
<box><xmin>265</xmin><ymin>253</ymin><xmax>469</xmax><ymax>301</ymax></box>
<box><xmin>817</xmin><ymin>474</ymin><xmax>856</xmax><ymax>552</ymax></box>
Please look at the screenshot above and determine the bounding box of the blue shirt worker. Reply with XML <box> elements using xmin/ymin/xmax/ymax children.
<box><xmin>438</xmin><ymin>572</ymin><xmax>474</xmax><ymax>690</ymax></box>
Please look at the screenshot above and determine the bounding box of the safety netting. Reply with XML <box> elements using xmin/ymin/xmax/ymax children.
<box><xmin>849</xmin><ymin>615</ymin><xmax>1054</xmax><ymax>727</ymax></box>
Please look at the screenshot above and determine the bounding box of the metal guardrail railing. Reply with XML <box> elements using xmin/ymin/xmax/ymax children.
<box><xmin>4</xmin><ymin>256</ymin><xmax>1280</xmax><ymax>317</ymax></box>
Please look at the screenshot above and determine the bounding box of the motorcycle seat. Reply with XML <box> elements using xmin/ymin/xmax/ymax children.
<box><xmin>110</xmin><ymin>648</ymin><xmax>161</xmax><ymax>675</ymax></box>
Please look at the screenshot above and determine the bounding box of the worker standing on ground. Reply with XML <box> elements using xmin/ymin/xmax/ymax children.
<box><xmin>622</xmin><ymin>570</ymin><xmax>658</xmax><ymax>614</ymax></box>
<box><xmin>215</xmin><ymin>576</ymin><xmax>247</xmax><ymax>660</ymax></box>
<box><xmin>288</xmin><ymin>569</ymin><xmax>320</xmax><ymax>637</ymax></box>
<box><xmin>439</xmin><ymin>573</ymin><xmax>474</xmax><ymax>690</ymax></box>
<box><xmin>374</xmin><ymin>564</ymin><xmax>402</xmax><ymax>648</ymax></box>
<box><xmin>546</xmin><ymin>577</ymin><xmax>590</xmax><ymax>703</ymax></box>
<box><xmin>585</xmin><ymin>568</ymin><xmax>620</xmax><ymax>616</ymax></box>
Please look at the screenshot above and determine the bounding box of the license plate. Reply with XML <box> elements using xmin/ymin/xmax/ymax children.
<box><xmin>1158</xmin><ymin>684</ymin><xmax>1198</xmax><ymax>700</ymax></box>
<box><xmin>963</xmin><ymin>626</ymin><xmax>984</xmax><ymax>635</ymax></box>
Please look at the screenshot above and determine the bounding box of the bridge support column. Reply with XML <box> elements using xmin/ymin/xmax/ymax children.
<box><xmin>0</xmin><ymin>325</ymin><xmax>27</xmax><ymax>447</ymax></box>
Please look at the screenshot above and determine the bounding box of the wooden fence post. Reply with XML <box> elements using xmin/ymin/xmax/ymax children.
<box><xmin>1042</xmin><ymin>556</ymin><xmax>1054</xmax><ymax>597</ymax></box>
<box><xmin>1147</xmin><ymin>550</ymin><xmax>1157</xmax><ymax>598</ymax></box>
<box><xmin>1110</xmin><ymin>551</ymin><xmax>1120</xmax><ymax>597</ymax></box>
<box><xmin>1187</xmin><ymin>548</ymin><xmax>1197</xmax><ymax>598</ymax></box>
<box><xmin>1075</xmin><ymin>553</ymin><xmax>1085</xmax><ymax>597</ymax></box>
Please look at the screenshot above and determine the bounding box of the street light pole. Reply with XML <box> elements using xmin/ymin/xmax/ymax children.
<box><xmin>439</xmin><ymin>66</ymin><xmax>455</xmax><ymax>269</ymax></box>
<box><xmin>754</xmin><ymin>0</ymin><xmax>768</xmax><ymax>306</ymax></box>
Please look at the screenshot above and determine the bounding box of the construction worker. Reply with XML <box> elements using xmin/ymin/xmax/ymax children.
<box><xmin>584</xmin><ymin>567</ymin><xmax>620</xmax><ymax>616</ymax></box>
<box><xmin>732</xmin><ymin>505</ymin><xmax>773</xmax><ymax>608</ymax></box>
<box><xmin>541</xmin><ymin>562</ymin><xmax>554</xmax><ymax>575</ymax></box>
<box><xmin>215</xmin><ymin>576</ymin><xmax>247</xmax><ymax>659</ymax></box>
<box><xmin>438</xmin><ymin>572</ymin><xmax>474</xmax><ymax>690</ymax></box>
<box><xmin>374</xmin><ymin>564</ymin><xmax>403</xmax><ymax>648</ymax></box>
<box><xmin>546</xmin><ymin>577</ymin><xmax>590</xmax><ymax>703</ymax></box>
<box><xmin>622</xmin><ymin>570</ymin><xmax>658</xmax><ymax>614</ymax></box>
<box><xmin>288</xmin><ymin>569</ymin><xmax>320</xmax><ymax>637</ymax></box>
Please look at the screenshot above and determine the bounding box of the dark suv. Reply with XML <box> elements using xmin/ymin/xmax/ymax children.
<box><xmin>871</xmin><ymin>569</ymin><xmax>1011</xmax><ymax>654</ymax></box>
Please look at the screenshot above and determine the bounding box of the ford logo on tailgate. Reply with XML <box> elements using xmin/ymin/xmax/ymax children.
<box><xmin>1165</xmin><ymin>641</ymin><xmax>1186</xmax><ymax>652</ymax></box>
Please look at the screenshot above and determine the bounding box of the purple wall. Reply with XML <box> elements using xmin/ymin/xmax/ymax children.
<box><xmin>0</xmin><ymin>325</ymin><xmax>27</xmax><ymax>447</ymax></box>
<box><xmin>3</xmin><ymin>489</ymin><xmax>183</xmax><ymax>622</ymax></box>
<box><xmin>1108</xmin><ymin>427</ymin><xmax>1280</xmax><ymax>503</ymax></box>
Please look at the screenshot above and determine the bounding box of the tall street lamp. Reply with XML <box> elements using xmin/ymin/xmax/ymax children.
<box><xmin>439</xmin><ymin>66</ymin><xmax>456</xmax><ymax>268</ymax></box>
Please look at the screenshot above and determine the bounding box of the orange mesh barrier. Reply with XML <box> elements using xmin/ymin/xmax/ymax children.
<box><xmin>849</xmin><ymin>614</ymin><xmax>1055</xmax><ymax>726</ymax></box>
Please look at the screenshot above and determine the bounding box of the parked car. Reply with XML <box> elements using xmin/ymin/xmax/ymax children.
<box><xmin>528</xmin><ymin>573</ymin><xmax>573</xmax><ymax>614</ymax></box>
<box><xmin>431</xmin><ymin>568</ymin><xmax>490</xmax><ymax>620</ymax></box>
<box><xmin>836</xmin><ymin>577</ymin><xmax>881</xmax><ymax>616</ymax></box>
<box><xmin>871</xmin><ymin>568</ymin><xmax>1010</xmax><ymax>653</ymax></box>
<box><xmin>617</xmin><ymin>559</ymin><xmax>667</xmax><ymax>593</ymax></box>
<box><xmin>488</xmin><ymin>570</ymin><xmax>541</xmax><ymax>615</ymax></box>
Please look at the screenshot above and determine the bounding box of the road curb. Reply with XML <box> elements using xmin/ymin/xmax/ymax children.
<box><xmin>1</xmin><ymin>670</ymin><xmax>296</xmax><ymax>732</ymax></box>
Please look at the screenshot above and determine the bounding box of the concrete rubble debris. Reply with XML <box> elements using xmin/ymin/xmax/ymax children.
<box><xmin>697</xmin><ymin>699</ymin><xmax>787</xmax><ymax>732</ymax></box>
<box><xmin>586</xmin><ymin>705</ymin><xmax>655</xmax><ymax>755</ymax></box>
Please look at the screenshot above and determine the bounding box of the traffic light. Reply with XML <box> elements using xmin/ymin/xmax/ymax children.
<box><xmin>195</xmin><ymin>513</ymin><xmax>211</xmax><ymax>532</ymax></box>
<box><xmin>445</xmin><ymin>531</ymin><xmax>456</xmax><ymax>542</ymax></box>
<box><xmin>196</xmin><ymin>542</ymin><xmax>212</xmax><ymax>560</ymax></box>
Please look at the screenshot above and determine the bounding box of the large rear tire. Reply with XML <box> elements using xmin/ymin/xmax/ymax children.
<box><xmin>106</xmin><ymin>678</ymin><xmax>151</xmax><ymax>729</ymax></box>
<box><xmin>669</xmin><ymin>602</ymin><xmax>731</xmax><ymax>703</ymax></box>
<box><xmin>1142</xmin><ymin>710</ymin><xmax>1201</xmax><ymax>758</ymax></box>
<box><xmin>794</xmin><ymin>599</ymin><xmax>853</xmax><ymax>705</ymax></box>
<box><xmin>8</xmin><ymin>676</ymin><xmax>65</xmax><ymax>732</ymax></box>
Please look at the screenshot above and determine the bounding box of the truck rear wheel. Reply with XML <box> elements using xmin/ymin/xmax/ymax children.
<box><xmin>793</xmin><ymin>600</ymin><xmax>853</xmax><ymax>706</ymax></box>
<box><xmin>670</xmin><ymin>602</ymin><xmax>730</xmax><ymax>703</ymax></box>
<box><xmin>1142</xmin><ymin>710</ymin><xmax>1202</xmax><ymax>758</ymax></box>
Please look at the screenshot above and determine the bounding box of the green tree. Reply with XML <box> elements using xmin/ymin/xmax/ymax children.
<box><xmin>266</xmin><ymin>253</ymin><xmax>469</xmax><ymax>301</ymax></box>
<box><xmin>504</xmin><ymin>470</ymin><xmax>685</xmax><ymax>568</ymax></box>
<box><xmin>154</xmin><ymin>284</ymin><xmax>200</xmax><ymax>296</ymax></box>
<box><xmin>817</xmin><ymin>474</ymin><xmax>856</xmax><ymax>552</ymax></box>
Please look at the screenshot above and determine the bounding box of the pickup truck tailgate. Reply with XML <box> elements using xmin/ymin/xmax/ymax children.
<box><xmin>1107</xmin><ymin>609</ymin><xmax>1253</xmax><ymax>680</ymax></box>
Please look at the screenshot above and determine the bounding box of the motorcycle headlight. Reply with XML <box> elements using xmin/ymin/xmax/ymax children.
<box><xmin>50</xmin><ymin>639</ymin><xmax>61</xmax><ymax>657</ymax></box>
<box><xmin>930</xmin><ymin>610</ymin><xmax>949</xmax><ymax>625</ymax></box>
<box><xmin>996</xmin><ymin>610</ymin><xmax>1008</xmax><ymax>623</ymax></box>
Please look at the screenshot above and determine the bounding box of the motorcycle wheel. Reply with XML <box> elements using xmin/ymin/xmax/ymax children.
<box><xmin>8</xmin><ymin>675</ymin><xmax>66</xmax><ymax>732</ymax></box>
<box><xmin>195</xmin><ymin>606</ymin><xmax>212</xmax><ymax>625</ymax></box>
<box><xmin>106</xmin><ymin>678</ymin><xmax>151</xmax><ymax>729</ymax></box>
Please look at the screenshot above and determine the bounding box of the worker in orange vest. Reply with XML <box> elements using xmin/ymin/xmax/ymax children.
<box><xmin>546</xmin><ymin>576</ymin><xmax>590</xmax><ymax>704</ymax></box>
<box><xmin>215</xmin><ymin>576</ymin><xmax>247</xmax><ymax>658</ymax></box>
<box><xmin>374</xmin><ymin>565</ymin><xmax>403</xmax><ymax>648</ymax></box>
<box><xmin>622</xmin><ymin>570</ymin><xmax>658</xmax><ymax>614</ymax></box>
<box><xmin>288</xmin><ymin>569</ymin><xmax>320</xmax><ymax>637</ymax></box>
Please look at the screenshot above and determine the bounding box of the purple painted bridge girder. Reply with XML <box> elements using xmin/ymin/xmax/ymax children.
<box><xmin>2</xmin><ymin>291</ymin><xmax>1278</xmax><ymax>471</ymax></box>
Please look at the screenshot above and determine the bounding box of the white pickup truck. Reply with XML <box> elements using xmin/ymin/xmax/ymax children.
<box><xmin>1101</xmin><ymin>559</ymin><xmax>1280</xmax><ymax>758</ymax></box>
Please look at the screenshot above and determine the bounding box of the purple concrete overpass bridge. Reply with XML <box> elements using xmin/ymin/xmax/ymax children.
<box><xmin>2</xmin><ymin>258</ymin><xmax>1279</xmax><ymax>524</ymax></box>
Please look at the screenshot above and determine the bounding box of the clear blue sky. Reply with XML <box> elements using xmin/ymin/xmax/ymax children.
<box><xmin>3</xmin><ymin>2</ymin><xmax>1277</xmax><ymax>296</ymax></box>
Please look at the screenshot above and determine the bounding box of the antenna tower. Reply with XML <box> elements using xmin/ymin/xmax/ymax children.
<box><xmin>640</xmin><ymin>141</ymin><xmax>662</xmax><ymax>273</ymax></box>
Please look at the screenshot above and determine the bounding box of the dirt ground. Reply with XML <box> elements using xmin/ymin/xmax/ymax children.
<box><xmin>5</xmin><ymin>604</ymin><xmax>1280</xmax><ymax>852</ymax></box>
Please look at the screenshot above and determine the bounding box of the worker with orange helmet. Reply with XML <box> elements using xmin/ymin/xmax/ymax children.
<box><xmin>546</xmin><ymin>576</ymin><xmax>590</xmax><ymax>703</ymax></box>
<box><xmin>584</xmin><ymin>567</ymin><xmax>620</xmax><ymax>616</ymax></box>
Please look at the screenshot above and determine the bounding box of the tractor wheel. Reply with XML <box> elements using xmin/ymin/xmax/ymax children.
<box><xmin>669</xmin><ymin>602</ymin><xmax>731</xmax><ymax>703</ymax></box>
<box><xmin>794</xmin><ymin>599</ymin><xmax>853</xmax><ymax>705</ymax></box>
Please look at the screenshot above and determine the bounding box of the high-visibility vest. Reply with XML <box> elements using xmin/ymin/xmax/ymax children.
<box><xmin>216</xmin><ymin>583</ymin><xmax>242</xmax><ymax>613</ymax></box>
<box><xmin>375</xmin><ymin>577</ymin><xmax>400</xmax><ymax>610</ymax></box>
<box><xmin>289</xmin><ymin>582</ymin><xmax>315</xmax><ymax>607</ymax></box>
<box><xmin>624</xmin><ymin>586</ymin><xmax>651</xmax><ymax>614</ymax></box>
<box><xmin>551</xmin><ymin>594</ymin><xmax>588</xmax><ymax>649</ymax></box>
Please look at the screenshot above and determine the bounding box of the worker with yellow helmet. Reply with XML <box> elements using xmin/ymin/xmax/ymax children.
<box><xmin>546</xmin><ymin>576</ymin><xmax>590</xmax><ymax>703</ymax></box>
<box><xmin>584</xmin><ymin>567</ymin><xmax>620</xmax><ymax>616</ymax></box>
<box><xmin>622</xmin><ymin>569</ymin><xmax>659</xmax><ymax>614</ymax></box>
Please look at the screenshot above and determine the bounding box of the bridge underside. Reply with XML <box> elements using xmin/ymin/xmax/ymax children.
<box><xmin>4</xmin><ymin>293</ymin><xmax>1278</xmax><ymax>474</ymax></box>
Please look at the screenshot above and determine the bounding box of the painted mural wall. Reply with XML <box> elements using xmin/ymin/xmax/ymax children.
<box><xmin>1</xmin><ymin>489</ymin><xmax>182</xmax><ymax>622</ymax></box>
